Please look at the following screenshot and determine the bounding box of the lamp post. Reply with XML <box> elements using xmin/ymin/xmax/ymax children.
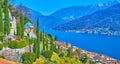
<box><xmin>25</xmin><ymin>25</ymin><xmax>33</xmax><ymax>52</ymax></box>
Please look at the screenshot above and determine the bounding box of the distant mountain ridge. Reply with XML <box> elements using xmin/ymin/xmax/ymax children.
<box><xmin>18</xmin><ymin>1</ymin><xmax>120</xmax><ymax>30</ymax></box>
<box><xmin>53</xmin><ymin>3</ymin><xmax>120</xmax><ymax>35</ymax></box>
<box><xmin>50</xmin><ymin>1</ymin><xmax>118</xmax><ymax>22</ymax></box>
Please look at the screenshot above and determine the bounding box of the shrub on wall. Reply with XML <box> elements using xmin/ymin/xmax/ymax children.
<box><xmin>8</xmin><ymin>40</ymin><xmax>29</xmax><ymax>49</ymax></box>
<box><xmin>0</xmin><ymin>55</ymin><xmax>5</xmax><ymax>59</ymax></box>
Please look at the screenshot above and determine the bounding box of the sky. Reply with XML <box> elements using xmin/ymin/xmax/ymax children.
<box><xmin>15</xmin><ymin>0</ymin><xmax>115</xmax><ymax>15</ymax></box>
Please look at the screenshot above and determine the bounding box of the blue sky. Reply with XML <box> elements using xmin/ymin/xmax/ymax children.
<box><xmin>16</xmin><ymin>0</ymin><xmax>114</xmax><ymax>15</ymax></box>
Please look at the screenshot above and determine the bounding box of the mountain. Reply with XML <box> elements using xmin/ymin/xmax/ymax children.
<box><xmin>30</xmin><ymin>10</ymin><xmax>64</xmax><ymax>29</ymax></box>
<box><xmin>30</xmin><ymin>1</ymin><xmax>118</xmax><ymax>30</ymax></box>
<box><xmin>16</xmin><ymin>1</ymin><xmax>119</xmax><ymax>30</ymax></box>
<box><xmin>15</xmin><ymin>5</ymin><xmax>65</xmax><ymax>30</ymax></box>
<box><xmin>53</xmin><ymin>3</ymin><xmax>120</xmax><ymax>34</ymax></box>
<box><xmin>50</xmin><ymin>1</ymin><xmax>118</xmax><ymax>22</ymax></box>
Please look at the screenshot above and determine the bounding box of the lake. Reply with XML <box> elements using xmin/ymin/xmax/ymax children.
<box><xmin>45</xmin><ymin>29</ymin><xmax>120</xmax><ymax>60</ymax></box>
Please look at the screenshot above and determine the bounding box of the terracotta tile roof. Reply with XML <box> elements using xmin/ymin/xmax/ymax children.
<box><xmin>0</xmin><ymin>58</ymin><xmax>20</xmax><ymax>64</ymax></box>
<box><xmin>56</xmin><ymin>42</ymin><xmax>64</xmax><ymax>46</ymax></box>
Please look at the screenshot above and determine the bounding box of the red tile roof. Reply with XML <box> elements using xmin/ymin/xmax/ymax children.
<box><xmin>0</xmin><ymin>58</ymin><xmax>20</xmax><ymax>64</ymax></box>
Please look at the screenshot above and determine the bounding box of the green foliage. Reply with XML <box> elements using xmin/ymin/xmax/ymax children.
<box><xmin>54</xmin><ymin>48</ymin><xmax>61</xmax><ymax>54</ymax></box>
<box><xmin>2</xmin><ymin>42</ymin><xmax>8</xmax><ymax>47</ymax></box>
<box><xmin>33</xmin><ymin>18</ymin><xmax>40</xmax><ymax>59</ymax></box>
<box><xmin>0</xmin><ymin>33</ymin><xmax>5</xmax><ymax>41</ymax></box>
<box><xmin>42</xmin><ymin>50</ymin><xmax>53</xmax><ymax>58</ymax></box>
<box><xmin>24</xmin><ymin>36</ymin><xmax>29</xmax><ymax>44</ymax></box>
<box><xmin>0</xmin><ymin>55</ymin><xmax>5</xmax><ymax>59</ymax></box>
<box><xmin>36</xmin><ymin>18</ymin><xmax>40</xmax><ymax>58</ymax></box>
<box><xmin>8</xmin><ymin>40</ymin><xmax>28</xmax><ymax>49</ymax></box>
<box><xmin>67</xmin><ymin>48</ymin><xmax>73</xmax><ymax>58</ymax></box>
<box><xmin>29</xmin><ymin>38</ymin><xmax>35</xmax><ymax>44</ymax></box>
<box><xmin>102</xmin><ymin>63</ymin><xmax>106</xmax><ymax>64</ymax></box>
<box><xmin>59</xmin><ymin>52</ymin><xmax>66</xmax><ymax>57</ymax></box>
<box><xmin>89</xmin><ymin>60</ymin><xmax>96</xmax><ymax>64</ymax></box>
<box><xmin>42</xmin><ymin>31</ymin><xmax>45</xmax><ymax>51</ymax></box>
<box><xmin>24</xmin><ymin>17</ymin><xmax>32</xmax><ymax>24</ymax></box>
<box><xmin>8</xmin><ymin>40</ymin><xmax>17</xmax><ymax>49</ymax></box>
<box><xmin>33</xmin><ymin>57</ymin><xmax>48</xmax><ymax>64</ymax></box>
<box><xmin>50</xmin><ymin>52</ymin><xmax>60</xmax><ymax>63</ymax></box>
<box><xmin>0</xmin><ymin>0</ymin><xmax>4</xmax><ymax>33</ymax></box>
<box><xmin>17</xmin><ymin>22</ymin><xmax>21</xmax><ymax>37</ymax></box>
<box><xmin>0</xmin><ymin>44</ymin><xmax>3</xmax><ymax>50</ymax></box>
<box><xmin>76</xmin><ymin>49</ymin><xmax>81</xmax><ymax>56</ymax></box>
<box><xmin>45</xmin><ymin>37</ymin><xmax>49</xmax><ymax>51</ymax></box>
<box><xmin>80</xmin><ymin>54</ymin><xmax>88</xmax><ymax>64</ymax></box>
<box><xmin>4</xmin><ymin>0</ymin><xmax>10</xmax><ymax>35</ymax></box>
<box><xmin>22</xmin><ymin>52</ymin><xmax>35</xmax><ymax>64</ymax></box>
<box><xmin>20</xmin><ymin>13</ymin><xmax>24</xmax><ymax>38</ymax></box>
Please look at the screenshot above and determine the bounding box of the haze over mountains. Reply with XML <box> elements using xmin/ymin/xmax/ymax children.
<box><xmin>23</xmin><ymin>1</ymin><xmax>118</xmax><ymax>29</ymax></box>
<box><xmin>53</xmin><ymin>3</ymin><xmax>120</xmax><ymax>32</ymax></box>
<box><xmin>18</xmin><ymin>1</ymin><xmax>120</xmax><ymax>32</ymax></box>
<box><xmin>50</xmin><ymin>1</ymin><xmax>118</xmax><ymax>22</ymax></box>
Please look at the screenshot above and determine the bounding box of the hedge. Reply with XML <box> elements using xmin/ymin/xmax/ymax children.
<box><xmin>8</xmin><ymin>40</ymin><xmax>29</xmax><ymax>49</ymax></box>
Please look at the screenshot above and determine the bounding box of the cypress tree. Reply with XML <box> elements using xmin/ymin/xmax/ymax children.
<box><xmin>33</xmin><ymin>38</ymin><xmax>37</xmax><ymax>59</ymax></box>
<box><xmin>17</xmin><ymin>22</ymin><xmax>21</xmax><ymax>37</ymax></box>
<box><xmin>33</xmin><ymin>18</ymin><xmax>40</xmax><ymax>59</ymax></box>
<box><xmin>36</xmin><ymin>18</ymin><xmax>40</xmax><ymax>58</ymax></box>
<box><xmin>4</xmin><ymin>0</ymin><xmax>10</xmax><ymax>35</ymax></box>
<box><xmin>0</xmin><ymin>0</ymin><xmax>4</xmax><ymax>33</ymax></box>
<box><xmin>42</xmin><ymin>29</ymin><xmax>45</xmax><ymax>51</ymax></box>
<box><xmin>51</xmin><ymin>37</ymin><xmax>56</xmax><ymax>51</ymax></box>
<box><xmin>20</xmin><ymin>13</ymin><xmax>24</xmax><ymax>38</ymax></box>
<box><xmin>45</xmin><ymin>36</ymin><xmax>48</xmax><ymax>51</ymax></box>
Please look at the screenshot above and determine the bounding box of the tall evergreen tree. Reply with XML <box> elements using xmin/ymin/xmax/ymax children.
<box><xmin>33</xmin><ymin>18</ymin><xmax>40</xmax><ymax>59</ymax></box>
<box><xmin>0</xmin><ymin>0</ymin><xmax>4</xmax><ymax>33</ymax></box>
<box><xmin>4</xmin><ymin>0</ymin><xmax>10</xmax><ymax>35</ymax></box>
<box><xmin>20</xmin><ymin>13</ymin><xmax>24</xmax><ymax>38</ymax></box>
<box><xmin>36</xmin><ymin>18</ymin><xmax>40</xmax><ymax>58</ymax></box>
<box><xmin>49</xmin><ymin>35</ymin><xmax>54</xmax><ymax>51</ymax></box>
<box><xmin>17</xmin><ymin>22</ymin><xmax>21</xmax><ymax>36</ymax></box>
<box><xmin>45</xmin><ymin>36</ymin><xmax>48</xmax><ymax>51</ymax></box>
<box><xmin>42</xmin><ymin>29</ymin><xmax>45</xmax><ymax>51</ymax></box>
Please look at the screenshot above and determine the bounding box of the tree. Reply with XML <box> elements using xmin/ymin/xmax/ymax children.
<box><xmin>75</xmin><ymin>49</ymin><xmax>81</xmax><ymax>59</ymax></box>
<box><xmin>50</xmin><ymin>36</ymin><xmax>56</xmax><ymax>51</ymax></box>
<box><xmin>36</xmin><ymin>18</ymin><xmax>40</xmax><ymax>58</ymax></box>
<box><xmin>33</xmin><ymin>39</ymin><xmax>38</xmax><ymax>58</ymax></box>
<box><xmin>45</xmin><ymin>36</ymin><xmax>49</xmax><ymax>51</ymax></box>
<box><xmin>0</xmin><ymin>0</ymin><xmax>4</xmax><ymax>33</ymax></box>
<box><xmin>17</xmin><ymin>22</ymin><xmax>21</xmax><ymax>37</ymax></box>
<box><xmin>80</xmin><ymin>54</ymin><xmax>88</xmax><ymax>64</ymax></box>
<box><xmin>20</xmin><ymin>13</ymin><xmax>24</xmax><ymax>38</ymax></box>
<box><xmin>4</xmin><ymin>0</ymin><xmax>10</xmax><ymax>35</ymax></box>
<box><xmin>42</xmin><ymin>50</ymin><xmax>53</xmax><ymax>58</ymax></box>
<box><xmin>89</xmin><ymin>60</ymin><xmax>96</xmax><ymax>64</ymax></box>
<box><xmin>22</xmin><ymin>52</ymin><xmax>35</xmax><ymax>64</ymax></box>
<box><xmin>67</xmin><ymin>48</ymin><xmax>73</xmax><ymax>58</ymax></box>
<box><xmin>42</xmin><ymin>29</ymin><xmax>45</xmax><ymax>51</ymax></box>
<box><xmin>33</xmin><ymin>18</ymin><xmax>40</xmax><ymax>59</ymax></box>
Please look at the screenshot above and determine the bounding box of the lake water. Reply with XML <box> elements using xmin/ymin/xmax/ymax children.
<box><xmin>45</xmin><ymin>29</ymin><xmax>120</xmax><ymax>60</ymax></box>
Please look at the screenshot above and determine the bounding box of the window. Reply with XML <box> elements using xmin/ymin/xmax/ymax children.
<box><xmin>10</xmin><ymin>23</ymin><xmax>12</xmax><ymax>27</ymax></box>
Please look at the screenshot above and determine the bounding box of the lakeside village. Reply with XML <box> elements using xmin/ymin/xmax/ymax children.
<box><xmin>65</xmin><ymin>28</ymin><xmax>120</xmax><ymax>36</ymax></box>
<box><xmin>0</xmin><ymin>0</ymin><xmax>120</xmax><ymax>64</ymax></box>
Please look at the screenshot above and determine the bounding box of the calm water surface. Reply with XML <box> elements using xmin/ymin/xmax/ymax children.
<box><xmin>45</xmin><ymin>29</ymin><xmax>120</xmax><ymax>60</ymax></box>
